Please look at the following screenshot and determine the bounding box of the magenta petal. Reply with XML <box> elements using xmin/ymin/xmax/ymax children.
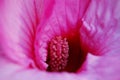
<box><xmin>0</xmin><ymin>0</ymin><xmax>43</xmax><ymax>67</ymax></box>
<box><xmin>0</xmin><ymin>59</ymin><xmax>81</xmax><ymax>80</ymax></box>
<box><xmin>77</xmin><ymin>53</ymin><xmax>120</xmax><ymax>80</ymax></box>
<box><xmin>80</xmin><ymin>0</ymin><xmax>120</xmax><ymax>56</ymax></box>
<box><xmin>1</xmin><ymin>54</ymin><xmax>120</xmax><ymax>80</ymax></box>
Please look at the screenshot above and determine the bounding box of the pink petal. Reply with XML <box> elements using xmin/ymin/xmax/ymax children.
<box><xmin>1</xmin><ymin>54</ymin><xmax>120</xmax><ymax>80</ymax></box>
<box><xmin>0</xmin><ymin>59</ymin><xmax>80</xmax><ymax>80</ymax></box>
<box><xmin>0</xmin><ymin>0</ymin><xmax>44</xmax><ymax>68</ymax></box>
<box><xmin>80</xmin><ymin>0</ymin><xmax>120</xmax><ymax>56</ymax></box>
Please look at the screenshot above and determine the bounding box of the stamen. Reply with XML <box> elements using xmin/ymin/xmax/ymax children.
<box><xmin>47</xmin><ymin>36</ymin><xmax>69</xmax><ymax>71</ymax></box>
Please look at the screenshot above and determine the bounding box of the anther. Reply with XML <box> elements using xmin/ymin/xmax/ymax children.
<box><xmin>47</xmin><ymin>36</ymin><xmax>69</xmax><ymax>71</ymax></box>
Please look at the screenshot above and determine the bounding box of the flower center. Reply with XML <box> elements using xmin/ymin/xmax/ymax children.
<box><xmin>47</xmin><ymin>36</ymin><xmax>69</xmax><ymax>71</ymax></box>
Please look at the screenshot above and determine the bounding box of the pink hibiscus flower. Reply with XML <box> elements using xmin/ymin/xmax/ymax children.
<box><xmin>0</xmin><ymin>0</ymin><xmax>120</xmax><ymax>80</ymax></box>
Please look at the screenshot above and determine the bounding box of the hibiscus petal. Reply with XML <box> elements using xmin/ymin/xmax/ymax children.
<box><xmin>1</xmin><ymin>53</ymin><xmax>120</xmax><ymax>80</ymax></box>
<box><xmin>0</xmin><ymin>0</ymin><xmax>43</xmax><ymax>67</ymax></box>
<box><xmin>0</xmin><ymin>58</ymin><xmax>81</xmax><ymax>80</ymax></box>
<box><xmin>80</xmin><ymin>0</ymin><xmax>120</xmax><ymax>55</ymax></box>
